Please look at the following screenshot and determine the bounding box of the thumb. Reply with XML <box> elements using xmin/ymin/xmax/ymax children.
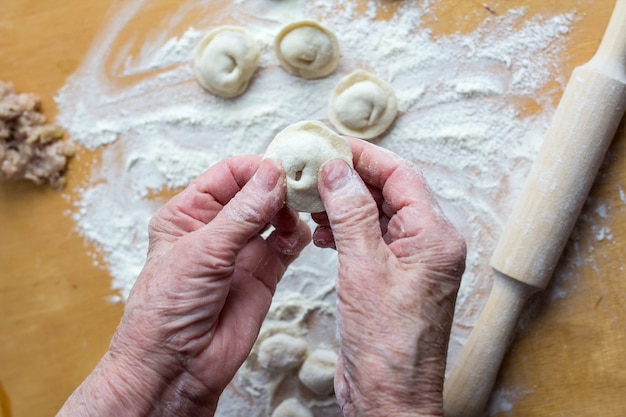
<box><xmin>318</xmin><ymin>159</ymin><xmax>383</xmax><ymax>256</ymax></box>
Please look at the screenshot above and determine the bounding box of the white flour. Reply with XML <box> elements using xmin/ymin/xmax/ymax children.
<box><xmin>56</xmin><ymin>0</ymin><xmax>581</xmax><ymax>415</ymax></box>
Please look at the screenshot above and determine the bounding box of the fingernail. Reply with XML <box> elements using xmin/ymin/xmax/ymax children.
<box><xmin>322</xmin><ymin>159</ymin><xmax>352</xmax><ymax>192</ymax></box>
<box><xmin>254</xmin><ymin>159</ymin><xmax>281</xmax><ymax>191</ymax></box>
<box><xmin>274</xmin><ymin>234</ymin><xmax>296</xmax><ymax>254</ymax></box>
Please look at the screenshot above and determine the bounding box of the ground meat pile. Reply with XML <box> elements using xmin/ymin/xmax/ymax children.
<box><xmin>0</xmin><ymin>81</ymin><xmax>75</xmax><ymax>188</ymax></box>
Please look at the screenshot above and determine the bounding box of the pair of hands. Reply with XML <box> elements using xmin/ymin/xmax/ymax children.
<box><xmin>57</xmin><ymin>138</ymin><xmax>466</xmax><ymax>417</ymax></box>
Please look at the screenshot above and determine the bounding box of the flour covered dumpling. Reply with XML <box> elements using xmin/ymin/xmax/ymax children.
<box><xmin>257</xmin><ymin>333</ymin><xmax>308</xmax><ymax>372</ymax></box>
<box><xmin>297</xmin><ymin>348</ymin><xmax>338</xmax><ymax>395</ymax></box>
<box><xmin>194</xmin><ymin>26</ymin><xmax>259</xmax><ymax>98</ymax></box>
<box><xmin>329</xmin><ymin>70</ymin><xmax>398</xmax><ymax>140</ymax></box>
<box><xmin>274</xmin><ymin>20</ymin><xmax>340</xmax><ymax>79</ymax></box>
<box><xmin>264</xmin><ymin>121</ymin><xmax>353</xmax><ymax>213</ymax></box>
<box><xmin>271</xmin><ymin>398</ymin><xmax>314</xmax><ymax>417</ymax></box>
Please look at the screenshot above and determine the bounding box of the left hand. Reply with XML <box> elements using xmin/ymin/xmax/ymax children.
<box><xmin>57</xmin><ymin>156</ymin><xmax>311</xmax><ymax>417</ymax></box>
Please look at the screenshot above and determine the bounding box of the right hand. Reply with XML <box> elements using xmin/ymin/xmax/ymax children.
<box><xmin>313</xmin><ymin>138</ymin><xmax>466</xmax><ymax>417</ymax></box>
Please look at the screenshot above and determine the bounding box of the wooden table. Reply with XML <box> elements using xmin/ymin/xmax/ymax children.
<box><xmin>1</xmin><ymin>1</ymin><xmax>625</xmax><ymax>416</ymax></box>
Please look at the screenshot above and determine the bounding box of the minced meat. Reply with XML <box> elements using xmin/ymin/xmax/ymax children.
<box><xmin>1</xmin><ymin>81</ymin><xmax>75</xmax><ymax>188</ymax></box>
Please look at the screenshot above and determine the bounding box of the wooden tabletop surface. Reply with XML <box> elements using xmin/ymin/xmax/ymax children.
<box><xmin>1</xmin><ymin>1</ymin><xmax>625</xmax><ymax>416</ymax></box>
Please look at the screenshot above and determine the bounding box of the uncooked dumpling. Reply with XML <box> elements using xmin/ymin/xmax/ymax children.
<box><xmin>274</xmin><ymin>20</ymin><xmax>340</xmax><ymax>79</ymax></box>
<box><xmin>258</xmin><ymin>333</ymin><xmax>308</xmax><ymax>372</ymax></box>
<box><xmin>297</xmin><ymin>348</ymin><xmax>338</xmax><ymax>395</ymax></box>
<box><xmin>329</xmin><ymin>70</ymin><xmax>397</xmax><ymax>140</ymax></box>
<box><xmin>271</xmin><ymin>398</ymin><xmax>314</xmax><ymax>417</ymax></box>
<box><xmin>264</xmin><ymin>121</ymin><xmax>353</xmax><ymax>213</ymax></box>
<box><xmin>194</xmin><ymin>26</ymin><xmax>260</xmax><ymax>98</ymax></box>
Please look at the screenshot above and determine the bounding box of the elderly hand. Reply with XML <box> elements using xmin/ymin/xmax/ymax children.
<box><xmin>313</xmin><ymin>138</ymin><xmax>466</xmax><ymax>417</ymax></box>
<box><xmin>57</xmin><ymin>156</ymin><xmax>311</xmax><ymax>417</ymax></box>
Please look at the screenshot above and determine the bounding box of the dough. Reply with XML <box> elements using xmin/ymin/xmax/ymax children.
<box><xmin>274</xmin><ymin>20</ymin><xmax>340</xmax><ymax>79</ymax></box>
<box><xmin>328</xmin><ymin>70</ymin><xmax>398</xmax><ymax>140</ymax></box>
<box><xmin>271</xmin><ymin>398</ymin><xmax>314</xmax><ymax>417</ymax></box>
<box><xmin>297</xmin><ymin>348</ymin><xmax>338</xmax><ymax>395</ymax></box>
<box><xmin>193</xmin><ymin>26</ymin><xmax>260</xmax><ymax>98</ymax></box>
<box><xmin>258</xmin><ymin>333</ymin><xmax>308</xmax><ymax>372</ymax></box>
<box><xmin>264</xmin><ymin>121</ymin><xmax>353</xmax><ymax>213</ymax></box>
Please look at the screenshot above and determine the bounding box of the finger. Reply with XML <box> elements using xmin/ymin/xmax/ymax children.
<box><xmin>151</xmin><ymin>155</ymin><xmax>263</xmax><ymax>237</ymax></box>
<box><xmin>346</xmin><ymin>139</ymin><xmax>465</xmax><ymax>270</ymax></box>
<box><xmin>227</xmin><ymin>219</ymin><xmax>310</xmax><ymax>301</ymax></box>
<box><xmin>312</xmin><ymin>188</ymin><xmax>382</xmax><ymax>227</ymax></box>
<box><xmin>312</xmin><ymin>224</ymin><xmax>336</xmax><ymax>249</ymax></box>
<box><xmin>233</xmin><ymin>236</ymin><xmax>289</xmax><ymax>294</ymax></box>
<box><xmin>347</xmin><ymin>137</ymin><xmax>441</xmax><ymax>215</ymax></box>
<box><xmin>312</xmin><ymin>172</ymin><xmax>383</xmax><ymax>250</ymax></box>
<box><xmin>192</xmin><ymin>158</ymin><xmax>286</xmax><ymax>268</ymax></box>
<box><xmin>271</xmin><ymin>205</ymin><xmax>300</xmax><ymax>233</ymax></box>
<box><xmin>311</xmin><ymin>211</ymin><xmax>336</xmax><ymax>248</ymax></box>
<box><xmin>366</xmin><ymin>182</ymin><xmax>384</xmax><ymax>208</ymax></box>
<box><xmin>193</xmin><ymin>155</ymin><xmax>263</xmax><ymax>205</ymax></box>
<box><xmin>267</xmin><ymin>218</ymin><xmax>312</xmax><ymax>260</ymax></box>
<box><xmin>347</xmin><ymin>138</ymin><xmax>459</xmax><ymax>251</ymax></box>
<box><xmin>311</xmin><ymin>211</ymin><xmax>330</xmax><ymax>227</ymax></box>
<box><xmin>317</xmin><ymin>159</ymin><xmax>384</xmax><ymax>256</ymax></box>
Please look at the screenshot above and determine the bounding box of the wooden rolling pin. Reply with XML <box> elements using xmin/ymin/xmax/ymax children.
<box><xmin>443</xmin><ymin>1</ymin><xmax>626</xmax><ymax>416</ymax></box>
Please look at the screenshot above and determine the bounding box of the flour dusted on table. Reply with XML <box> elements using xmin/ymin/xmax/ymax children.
<box><xmin>56</xmin><ymin>1</ymin><xmax>577</xmax><ymax>415</ymax></box>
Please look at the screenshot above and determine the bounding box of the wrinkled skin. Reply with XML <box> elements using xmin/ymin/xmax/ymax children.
<box><xmin>313</xmin><ymin>138</ymin><xmax>466</xmax><ymax>417</ymax></box>
<box><xmin>56</xmin><ymin>139</ymin><xmax>466</xmax><ymax>417</ymax></box>
<box><xmin>57</xmin><ymin>157</ymin><xmax>311</xmax><ymax>417</ymax></box>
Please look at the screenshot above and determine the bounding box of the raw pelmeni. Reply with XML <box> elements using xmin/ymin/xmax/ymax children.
<box><xmin>264</xmin><ymin>121</ymin><xmax>353</xmax><ymax>213</ymax></box>
<box><xmin>271</xmin><ymin>398</ymin><xmax>314</xmax><ymax>417</ymax></box>
<box><xmin>193</xmin><ymin>26</ymin><xmax>259</xmax><ymax>98</ymax></box>
<box><xmin>297</xmin><ymin>347</ymin><xmax>338</xmax><ymax>395</ymax></box>
<box><xmin>329</xmin><ymin>70</ymin><xmax>398</xmax><ymax>140</ymax></box>
<box><xmin>274</xmin><ymin>20</ymin><xmax>340</xmax><ymax>79</ymax></box>
<box><xmin>257</xmin><ymin>333</ymin><xmax>308</xmax><ymax>372</ymax></box>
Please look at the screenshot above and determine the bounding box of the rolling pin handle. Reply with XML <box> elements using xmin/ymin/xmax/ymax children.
<box><xmin>443</xmin><ymin>271</ymin><xmax>537</xmax><ymax>417</ymax></box>
<box><xmin>588</xmin><ymin>0</ymin><xmax>626</xmax><ymax>79</ymax></box>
